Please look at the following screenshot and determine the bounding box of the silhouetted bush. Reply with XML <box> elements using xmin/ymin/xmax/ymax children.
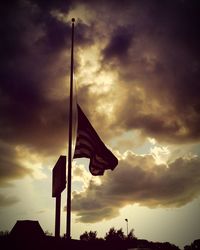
<box><xmin>80</xmin><ymin>230</ymin><xmax>97</xmax><ymax>241</ymax></box>
<box><xmin>184</xmin><ymin>239</ymin><xmax>200</xmax><ymax>250</ymax></box>
<box><xmin>105</xmin><ymin>227</ymin><xmax>126</xmax><ymax>241</ymax></box>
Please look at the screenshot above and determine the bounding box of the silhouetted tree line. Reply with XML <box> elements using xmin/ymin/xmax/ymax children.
<box><xmin>79</xmin><ymin>228</ymin><xmax>200</xmax><ymax>250</ymax></box>
<box><xmin>80</xmin><ymin>227</ymin><xmax>136</xmax><ymax>242</ymax></box>
<box><xmin>1</xmin><ymin>229</ymin><xmax>200</xmax><ymax>250</ymax></box>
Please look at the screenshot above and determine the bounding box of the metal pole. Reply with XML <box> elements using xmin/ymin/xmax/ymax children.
<box><xmin>125</xmin><ymin>219</ymin><xmax>128</xmax><ymax>236</ymax></box>
<box><xmin>66</xmin><ymin>18</ymin><xmax>75</xmax><ymax>240</ymax></box>
<box><xmin>55</xmin><ymin>194</ymin><xmax>61</xmax><ymax>238</ymax></box>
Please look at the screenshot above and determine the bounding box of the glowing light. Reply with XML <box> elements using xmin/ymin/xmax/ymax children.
<box><xmin>150</xmin><ymin>145</ymin><xmax>170</xmax><ymax>165</ymax></box>
<box><xmin>148</xmin><ymin>137</ymin><xmax>157</xmax><ymax>145</ymax></box>
<box><xmin>15</xmin><ymin>146</ymin><xmax>47</xmax><ymax>179</ymax></box>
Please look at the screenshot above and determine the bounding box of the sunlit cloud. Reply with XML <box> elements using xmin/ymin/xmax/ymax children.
<box><xmin>0</xmin><ymin>141</ymin><xmax>32</xmax><ymax>186</ymax></box>
<box><xmin>16</xmin><ymin>146</ymin><xmax>47</xmax><ymax>180</ymax></box>
<box><xmin>148</xmin><ymin>137</ymin><xmax>157</xmax><ymax>145</ymax></box>
<box><xmin>66</xmin><ymin>3</ymin><xmax>96</xmax><ymax>25</ymax></box>
<box><xmin>72</xmin><ymin>161</ymin><xmax>101</xmax><ymax>194</ymax></box>
<box><xmin>72</xmin><ymin>150</ymin><xmax>200</xmax><ymax>223</ymax></box>
<box><xmin>150</xmin><ymin>145</ymin><xmax>170</xmax><ymax>165</ymax></box>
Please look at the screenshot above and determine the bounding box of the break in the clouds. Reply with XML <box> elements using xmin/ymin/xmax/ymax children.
<box><xmin>72</xmin><ymin>151</ymin><xmax>200</xmax><ymax>223</ymax></box>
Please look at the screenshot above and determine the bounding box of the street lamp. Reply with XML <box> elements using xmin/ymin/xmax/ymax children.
<box><xmin>125</xmin><ymin>218</ymin><xmax>128</xmax><ymax>236</ymax></box>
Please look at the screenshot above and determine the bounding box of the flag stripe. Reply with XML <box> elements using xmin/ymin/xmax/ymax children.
<box><xmin>74</xmin><ymin>144</ymin><xmax>93</xmax><ymax>157</ymax></box>
<box><xmin>75</xmin><ymin>139</ymin><xmax>94</xmax><ymax>152</ymax></box>
<box><xmin>77</xmin><ymin>130</ymin><xmax>102</xmax><ymax>149</ymax></box>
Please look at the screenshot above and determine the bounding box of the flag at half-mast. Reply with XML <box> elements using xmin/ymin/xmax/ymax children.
<box><xmin>73</xmin><ymin>104</ymin><xmax>118</xmax><ymax>175</ymax></box>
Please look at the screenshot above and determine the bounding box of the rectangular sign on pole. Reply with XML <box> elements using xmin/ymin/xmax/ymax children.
<box><xmin>52</xmin><ymin>155</ymin><xmax>66</xmax><ymax>197</ymax></box>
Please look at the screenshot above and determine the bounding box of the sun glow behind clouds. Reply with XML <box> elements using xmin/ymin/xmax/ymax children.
<box><xmin>91</xmin><ymin>71</ymin><xmax>116</xmax><ymax>93</ymax></box>
<box><xmin>51</xmin><ymin>4</ymin><xmax>95</xmax><ymax>25</ymax></box>
<box><xmin>150</xmin><ymin>145</ymin><xmax>170</xmax><ymax>165</ymax></box>
<box><xmin>67</xmin><ymin>4</ymin><xmax>95</xmax><ymax>25</ymax></box>
<box><xmin>77</xmin><ymin>46</ymin><xmax>101</xmax><ymax>85</ymax></box>
<box><xmin>77</xmin><ymin>44</ymin><xmax>117</xmax><ymax>94</ymax></box>
<box><xmin>15</xmin><ymin>146</ymin><xmax>47</xmax><ymax>180</ymax></box>
<box><xmin>72</xmin><ymin>160</ymin><xmax>102</xmax><ymax>195</ymax></box>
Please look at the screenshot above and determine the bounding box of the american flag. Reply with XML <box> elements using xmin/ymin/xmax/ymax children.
<box><xmin>73</xmin><ymin>104</ymin><xmax>118</xmax><ymax>175</ymax></box>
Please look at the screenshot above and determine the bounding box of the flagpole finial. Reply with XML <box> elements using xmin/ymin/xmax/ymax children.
<box><xmin>72</xmin><ymin>18</ymin><xmax>75</xmax><ymax>23</ymax></box>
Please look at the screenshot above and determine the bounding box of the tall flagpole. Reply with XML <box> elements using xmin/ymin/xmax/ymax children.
<box><xmin>66</xmin><ymin>18</ymin><xmax>75</xmax><ymax>239</ymax></box>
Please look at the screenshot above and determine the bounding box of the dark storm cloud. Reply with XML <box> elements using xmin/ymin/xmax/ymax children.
<box><xmin>0</xmin><ymin>0</ymin><xmax>70</xmax><ymax>140</ymax></box>
<box><xmin>103</xmin><ymin>26</ymin><xmax>134</xmax><ymax>61</ymax></box>
<box><xmin>99</xmin><ymin>0</ymin><xmax>200</xmax><ymax>143</ymax></box>
<box><xmin>32</xmin><ymin>0</ymin><xmax>72</xmax><ymax>12</ymax></box>
<box><xmin>72</xmin><ymin>151</ymin><xmax>200</xmax><ymax>223</ymax></box>
<box><xmin>0</xmin><ymin>141</ymin><xmax>32</xmax><ymax>186</ymax></box>
<box><xmin>0</xmin><ymin>0</ymin><xmax>94</xmax><ymax>182</ymax></box>
<box><xmin>0</xmin><ymin>1</ymin><xmax>92</xmax><ymax>146</ymax></box>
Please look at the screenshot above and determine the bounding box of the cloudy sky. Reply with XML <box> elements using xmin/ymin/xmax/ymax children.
<box><xmin>0</xmin><ymin>0</ymin><xmax>200</xmax><ymax>248</ymax></box>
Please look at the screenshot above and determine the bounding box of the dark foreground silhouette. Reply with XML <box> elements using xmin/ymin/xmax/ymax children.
<box><xmin>0</xmin><ymin>220</ymin><xmax>199</xmax><ymax>250</ymax></box>
<box><xmin>0</xmin><ymin>236</ymin><xmax>184</xmax><ymax>250</ymax></box>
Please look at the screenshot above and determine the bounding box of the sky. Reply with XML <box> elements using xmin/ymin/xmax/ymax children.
<box><xmin>0</xmin><ymin>0</ymin><xmax>200</xmax><ymax>249</ymax></box>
